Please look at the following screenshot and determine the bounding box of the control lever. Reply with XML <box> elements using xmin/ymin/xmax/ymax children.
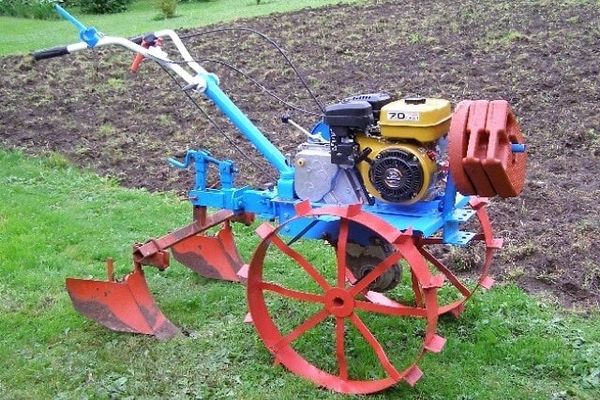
<box><xmin>130</xmin><ymin>34</ymin><xmax>163</xmax><ymax>73</ymax></box>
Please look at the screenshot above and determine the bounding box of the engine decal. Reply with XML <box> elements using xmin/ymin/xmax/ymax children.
<box><xmin>386</xmin><ymin>110</ymin><xmax>420</xmax><ymax>121</ymax></box>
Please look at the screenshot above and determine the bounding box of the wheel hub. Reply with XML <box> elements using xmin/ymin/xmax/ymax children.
<box><xmin>324</xmin><ymin>288</ymin><xmax>355</xmax><ymax>317</ymax></box>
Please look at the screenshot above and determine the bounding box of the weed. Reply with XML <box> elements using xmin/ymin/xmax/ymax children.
<box><xmin>499</xmin><ymin>31</ymin><xmax>527</xmax><ymax>44</ymax></box>
<box><xmin>98</xmin><ymin>123</ymin><xmax>115</xmax><ymax>136</ymax></box>
<box><xmin>106</xmin><ymin>77</ymin><xmax>125</xmax><ymax>91</ymax></box>
<box><xmin>157</xmin><ymin>113</ymin><xmax>174</xmax><ymax>127</ymax></box>
<box><xmin>43</xmin><ymin>152</ymin><xmax>71</xmax><ymax>170</ymax></box>
<box><xmin>408</xmin><ymin>32</ymin><xmax>422</xmax><ymax>44</ymax></box>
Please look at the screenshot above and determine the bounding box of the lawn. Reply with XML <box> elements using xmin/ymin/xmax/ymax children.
<box><xmin>0</xmin><ymin>0</ymin><xmax>360</xmax><ymax>56</ymax></box>
<box><xmin>1</xmin><ymin>150</ymin><xmax>599</xmax><ymax>399</ymax></box>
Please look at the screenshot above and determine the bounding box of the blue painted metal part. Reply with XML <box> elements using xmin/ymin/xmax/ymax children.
<box><xmin>436</xmin><ymin>175</ymin><xmax>475</xmax><ymax>245</ymax></box>
<box><xmin>201</xmin><ymin>74</ymin><xmax>295</xmax><ymax>199</ymax></box>
<box><xmin>171</xmin><ymin>148</ymin><xmax>477</xmax><ymax>246</ymax></box>
<box><xmin>310</xmin><ymin>120</ymin><xmax>330</xmax><ymax>141</ymax></box>
<box><xmin>511</xmin><ymin>143</ymin><xmax>527</xmax><ymax>153</ymax></box>
<box><xmin>168</xmin><ymin>150</ymin><xmax>236</xmax><ymax>191</ymax></box>
<box><xmin>54</xmin><ymin>5</ymin><xmax>100</xmax><ymax>47</ymax></box>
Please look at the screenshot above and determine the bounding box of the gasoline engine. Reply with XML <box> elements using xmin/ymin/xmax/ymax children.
<box><xmin>293</xmin><ymin>94</ymin><xmax>452</xmax><ymax>291</ymax></box>
<box><xmin>294</xmin><ymin>93</ymin><xmax>451</xmax><ymax>207</ymax></box>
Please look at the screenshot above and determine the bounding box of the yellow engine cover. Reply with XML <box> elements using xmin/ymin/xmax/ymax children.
<box><xmin>357</xmin><ymin>136</ymin><xmax>437</xmax><ymax>204</ymax></box>
<box><xmin>379</xmin><ymin>98</ymin><xmax>451</xmax><ymax>142</ymax></box>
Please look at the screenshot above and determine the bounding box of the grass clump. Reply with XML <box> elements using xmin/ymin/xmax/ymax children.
<box><xmin>157</xmin><ymin>0</ymin><xmax>177</xmax><ymax>19</ymax></box>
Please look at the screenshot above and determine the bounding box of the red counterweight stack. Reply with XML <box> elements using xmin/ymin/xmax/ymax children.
<box><xmin>448</xmin><ymin>100</ymin><xmax>527</xmax><ymax>198</ymax></box>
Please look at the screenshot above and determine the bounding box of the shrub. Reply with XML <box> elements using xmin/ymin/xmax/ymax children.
<box><xmin>80</xmin><ymin>0</ymin><xmax>131</xmax><ymax>14</ymax></box>
<box><xmin>0</xmin><ymin>0</ymin><xmax>59</xmax><ymax>19</ymax></box>
<box><xmin>157</xmin><ymin>0</ymin><xmax>176</xmax><ymax>18</ymax></box>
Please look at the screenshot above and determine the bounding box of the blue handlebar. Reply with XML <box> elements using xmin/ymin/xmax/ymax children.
<box><xmin>54</xmin><ymin>4</ymin><xmax>101</xmax><ymax>47</ymax></box>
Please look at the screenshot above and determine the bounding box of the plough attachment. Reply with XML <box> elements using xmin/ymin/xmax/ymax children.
<box><xmin>65</xmin><ymin>207</ymin><xmax>253</xmax><ymax>338</ymax></box>
<box><xmin>171</xmin><ymin>220</ymin><xmax>245</xmax><ymax>281</ymax></box>
<box><xmin>67</xmin><ymin>262</ymin><xmax>180</xmax><ymax>340</ymax></box>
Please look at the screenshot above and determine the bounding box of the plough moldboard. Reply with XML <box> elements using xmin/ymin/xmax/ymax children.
<box><xmin>32</xmin><ymin>5</ymin><xmax>528</xmax><ymax>395</ymax></box>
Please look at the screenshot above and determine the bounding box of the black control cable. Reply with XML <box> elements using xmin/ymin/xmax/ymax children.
<box><xmin>156</xmin><ymin>62</ymin><xmax>276</xmax><ymax>181</ymax></box>
<box><xmin>180</xmin><ymin>27</ymin><xmax>325</xmax><ymax>113</ymax></box>
<box><xmin>194</xmin><ymin>57</ymin><xmax>321</xmax><ymax>117</ymax></box>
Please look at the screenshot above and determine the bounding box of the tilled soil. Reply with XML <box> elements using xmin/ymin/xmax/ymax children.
<box><xmin>1</xmin><ymin>0</ymin><xmax>599</xmax><ymax>308</ymax></box>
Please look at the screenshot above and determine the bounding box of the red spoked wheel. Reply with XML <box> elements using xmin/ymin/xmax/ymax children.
<box><xmin>247</xmin><ymin>203</ymin><xmax>446</xmax><ymax>394</ymax></box>
<box><xmin>415</xmin><ymin>197</ymin><xmax>503</xmax><ymax>317</ymax></box>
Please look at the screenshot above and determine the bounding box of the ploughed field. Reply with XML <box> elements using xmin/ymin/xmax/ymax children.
<box><xmin>1</xmin><ymin>0</ymin><xmax>599</xmax><ymax>307</ymax></box>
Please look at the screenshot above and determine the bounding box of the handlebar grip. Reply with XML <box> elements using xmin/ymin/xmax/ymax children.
<box><xmin>32</xmin><ymin>46</ymin><xmax>69</xmax><ymax>61</ymax></box>
<box><xmin>130</xmin><ymin>35</ymin><xmax>144</xmax><ymax>45</ymax></box>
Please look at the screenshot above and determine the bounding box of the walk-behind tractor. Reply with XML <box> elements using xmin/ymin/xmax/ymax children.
<box><xmin>33</xmin><ymin>6</ymin><xmax>527</xmax><ymax>395</ymax></box>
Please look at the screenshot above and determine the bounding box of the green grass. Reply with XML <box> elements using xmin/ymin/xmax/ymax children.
<box><xmin>0</xmin><ymin>0</ymin><xmax>360</xmax><ymax>56</ymax></box>
<box><xmin>1</xmin><ymin>149</ymin><xmax>600</xmax><ymax>399</ymax></box>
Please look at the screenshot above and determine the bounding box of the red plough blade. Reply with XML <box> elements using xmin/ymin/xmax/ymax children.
<box><xmin>171</xmin><ymin>221</ymin><xmax>244</xmax><ymax>282</ymax></box>
<box><xmin>66</xmin><ymin>268</ymin><xmax>180</xmax><ymax>340</ymax></box>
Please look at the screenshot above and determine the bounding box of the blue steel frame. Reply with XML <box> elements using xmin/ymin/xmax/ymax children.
<box><xmin>54</xmin><ymin>5</ymin><xmax>481</xmax><ymax>247</ymax></box>
<box><xmin>55</xmin><ymin>5</ymin><xmax>100</xmax><ymax>47</ymax></box>
<box><xmin>168</xmin><ymin>74</ymin><xmax>479</xmax><ymax>246</ymax></box>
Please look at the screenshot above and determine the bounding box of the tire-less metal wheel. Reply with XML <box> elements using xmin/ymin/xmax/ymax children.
<box><xmin>247</xmin><ymin>203</ymin><xmax>446</xmax><ymax>394</ymax></box>
<box><xmin>416</xmin><ymin>197</ymin><xmax>503</xmax><ymax>317</ymax></box>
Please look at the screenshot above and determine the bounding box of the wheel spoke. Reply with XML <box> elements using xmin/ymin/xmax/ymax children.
<box><xmin>270</xmin><ymin>234</ymin><xmax>331</xmax><ymax>290</ymax></box>
<box><xmin>355</xmin><ymin>300</ymin><xmax>427</xmax><ymax>318</ymax></box>
<box><xmin>336</xmin><ymin>219</ymin><xmax>349</xmax><ymax>288</ymax></box>
<box><xmin>350</xmin><ymin>314</ymin><xmax>401</xmax><ymax>380</ymax></box>
<box><xmin>336</xmin><ymin>317</ymin><xmax>348</xmax><ymax>379</ymax></box>
<box><xmin>349</xmin><ymin>251</ymin><xmax>404</xmax><ymax>296</ymax></box>
<box><xmin>418</xmin><ymin>246</ymin><xmax>471</xmax><ymax>297</ymax></box>
<box><xmin>278</xmin><ymin>308</ymin><xmax>329</xmax><ymax>349</ymax></box>
<box><xmin>261</xmin><ymin>282</ymin><xmax>325</xmax><ymax>303</ymax></box>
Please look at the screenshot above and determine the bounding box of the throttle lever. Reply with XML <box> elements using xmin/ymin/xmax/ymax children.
<box><xmin>130</xmin><ymin>34</ymin><xmax>162</xmax><ymax>73</ymax></box>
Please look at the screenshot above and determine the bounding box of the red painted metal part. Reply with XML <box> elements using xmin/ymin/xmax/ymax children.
<box><xmin>448</xmin><ymin>100</ymin><xmax>476</xmax><ymax>195</ymax></box>
<box><xmin>246</xmin><ymin>202</ymin><xmax>445</xmax><ymax>394</ymax></box>
<box><xmin>357</xmin><ymin>197</ymin><xmax>502</xmax><ymax>319</ymax></box>
<box><xmin>449</xmin><ymin>100</ymin><xmax>527</xmax><ymax>198</ymax></box>
<box><xmin>66</xmin><ymin>262</ymin><xmax>180</xmax><ymax>340</ymax></box>
<box><xmin>171</xmin><ymin>220</ymin><xmax>245</xmax><ymax>281</ymax></box>
<box><xmin>481</xmin><ymin>100</ymin><xmax>527</xmax><ymax>197</ymax></box>
<box><xmin>416</xmin><ymin>197</ymin><xmax>503</xmax><ymax>316</ymax></box>
<box><xmin>66</xmin><ymin>207</ymin><xmax>252</xmax><ymax>338</ymax></box>
<box><xmin>131</xmin><ymin>206</ymin><xmax>252</xmax><ymax>280</ymax></box>
<box><xmin>130</xmin><ymin>37</ymin><xmax>163</xmax><ymax>73</ymax></box>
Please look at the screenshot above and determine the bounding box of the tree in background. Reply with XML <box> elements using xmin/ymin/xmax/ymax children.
<box><xmin>81</xmin><ymin>0</ymin><xmax>132</xmax><ymax>14</ymax></box>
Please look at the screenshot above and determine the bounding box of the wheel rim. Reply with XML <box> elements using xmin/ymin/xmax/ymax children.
<box><xmin>416</xmin><ymin>197</ymin><xmax>502</xmax><ymax>316</ymax></box>
<box><xmin>247</xmin><ymin>204</ymin><xmax>444</xmax><ymax>394</ymax></box>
